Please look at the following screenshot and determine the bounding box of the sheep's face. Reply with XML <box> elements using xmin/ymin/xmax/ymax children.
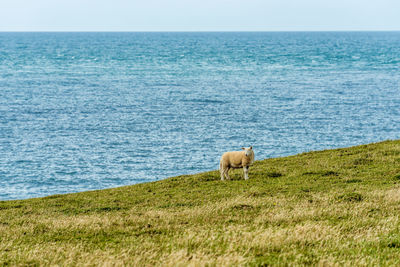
<box><xmin>242</xmin><ymin>146</ymin><xmax>253</xmax><ymax>157</ymax></box>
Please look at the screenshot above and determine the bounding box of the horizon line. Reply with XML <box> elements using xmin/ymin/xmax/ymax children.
<box><xmin>1</xmin><ymin>29</ymin><xmax>400</xmax><ymax>33</ymax></box>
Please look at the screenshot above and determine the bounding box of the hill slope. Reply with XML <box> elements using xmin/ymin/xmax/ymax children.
<box><xmin>2</xmin><ymin>140</ymin><xmax>400</xmax><ymax>266</ymax></box>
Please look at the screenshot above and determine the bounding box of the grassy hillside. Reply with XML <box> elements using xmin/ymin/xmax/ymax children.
<box><xmin>2</xmin><ymin>140</ymin><xmax>400</xmax><ymax>266</ymax></box>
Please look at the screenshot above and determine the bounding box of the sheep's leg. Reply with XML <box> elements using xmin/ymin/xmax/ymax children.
<box><xmin>243</xmin><ymin>166</ymin><xmax>249</xmax><ymax>180</ymax></box>
<box><xmin>220</xmin><ymin>167</ymin><xmax>225</xmax><ymax>180</ymax></box>
<box><xmin>225</xmin><ymin>168</ymin><xmax>231</xmax><ymax>180</ymax></box>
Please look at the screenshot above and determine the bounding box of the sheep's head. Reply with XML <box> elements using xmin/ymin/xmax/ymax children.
<box><xmin>242</xmin><ymin>146</ymin><xmax>253</xmax><ymax>157</ymax></box>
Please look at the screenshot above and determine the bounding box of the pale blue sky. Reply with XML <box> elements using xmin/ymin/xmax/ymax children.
<box><xmin>1</xmin><ymin>0</ymin><xmax>399</xmax><ymax>31</ymax></box>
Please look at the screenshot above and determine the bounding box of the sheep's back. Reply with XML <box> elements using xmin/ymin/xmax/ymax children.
<box><xmin>221</xmin><ymin>151</ymin><xmax>246</xmax><ymax>167</ymax></box>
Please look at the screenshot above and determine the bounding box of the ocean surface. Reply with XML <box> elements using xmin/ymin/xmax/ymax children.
<box><xmin>1</xmin><ymin>32</ymin><xmax>400</xmax><ymax>200</ymax></box>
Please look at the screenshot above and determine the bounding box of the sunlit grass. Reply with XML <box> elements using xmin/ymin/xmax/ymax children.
<box><xmin>2</xmin><ymin>140</ymin><xmax>400</xmax><ymax>265</ymax></box>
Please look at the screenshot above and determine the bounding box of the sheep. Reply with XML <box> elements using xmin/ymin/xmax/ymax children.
<box><xmin>220</xmin><ymin>146</ymin><xmax>254</xmax><ymax>180</ymax></box>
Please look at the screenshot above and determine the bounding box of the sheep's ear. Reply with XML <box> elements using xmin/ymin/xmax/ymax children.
<box><xmin>241</xmin><ymin>147</ymin><xmax>245</xmax><ymax>150</ymax></box>
<box><xmin>250</xmin><ymin>146</ymin><xmax>253</xmax><ymax>150</ymax></box>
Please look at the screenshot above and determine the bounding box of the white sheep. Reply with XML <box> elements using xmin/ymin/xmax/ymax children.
<box><xmin>220</xmin><ymin>146</ymin><xmax>254</xmax><ymax>180</ymax></box>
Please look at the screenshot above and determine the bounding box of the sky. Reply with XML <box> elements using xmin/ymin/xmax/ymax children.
<box><xmin>1</xmin><ymin>0</ymin><xmax>400</xmax><ymax>31</ymax></box>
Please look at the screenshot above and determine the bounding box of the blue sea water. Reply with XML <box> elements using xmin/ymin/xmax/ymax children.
<box><xmin>0</xmin><ymin>32</ymin><xmax>400</xmax><ymax>200</ymax></box>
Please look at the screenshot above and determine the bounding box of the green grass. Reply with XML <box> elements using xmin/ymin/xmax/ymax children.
<box><xmin>2</xmin><ymin>140</ymin><xmax>400</xmax><ymax>266</ymax></box>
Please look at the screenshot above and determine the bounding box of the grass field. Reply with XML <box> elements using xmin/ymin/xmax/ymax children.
<box><xmin>2</xmin><ymin>140</ymin><xmax>400</xmax><ymax>266</ymax></box>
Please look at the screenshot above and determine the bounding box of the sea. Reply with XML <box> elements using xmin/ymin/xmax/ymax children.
<box><xmin>1</xmin><ymin>32</ymin><xmax>399</xmax><ymax>200</ymax></box>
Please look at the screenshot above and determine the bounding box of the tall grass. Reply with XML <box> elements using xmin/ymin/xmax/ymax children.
<box><xmin>1</xmin><ymin>140</ymin><xmax>400</xmax><ymax>265</ymax></box>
